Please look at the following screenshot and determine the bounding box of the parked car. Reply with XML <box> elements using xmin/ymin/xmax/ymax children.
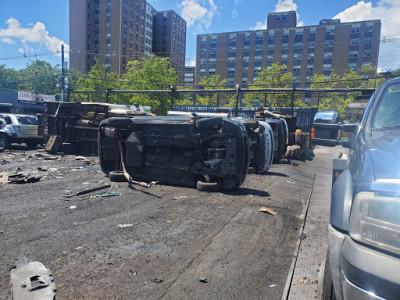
<box><xmin>324</xmin><ymin>78</ymin><xmax>400</xmax><ymax>299</ymax></box>
<box><xmin>98</xmin><ymin>116</ymin><xmax>249</xmax><ymax>191</ymax></box>
<box><xmin>0</xmin><ymin>113</ymin><xmax>43</xmax><ymax>149</ymax></box>
<box><xmin>312</xmin><ymin>111</ymin><xmax>340</xmax><ymax>146</ymax></box>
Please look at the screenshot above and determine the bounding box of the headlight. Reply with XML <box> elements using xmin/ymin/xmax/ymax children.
<box><xmin>349</xmin><ymin>192</ymin><xmax>400</xmax><ymax>255</ymax></box>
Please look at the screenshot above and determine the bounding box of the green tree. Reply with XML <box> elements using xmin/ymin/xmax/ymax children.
<box><xmin>196</xmin><ymin>75</ymin><xmax>229</xmax><ymax>106</ymax></box>
<box><xmin>0</xmin><ymin>65</ymin><xmax>19</xmax><ymax>90</ymax></box>
<box><xmin>75</xmin><ymin>58</ymin><xmax>120</xmax><ymax>102</ymax></box>
<box><xmin>311</xmin><ymin>72</ymin><xmax>350</xmax><ymax>120</ymax></box>
<box><xmin>244</xmin><ymin>64</ymin><xmax>293</xmax><ymax>107</ymax></box>
<box><xmin>18</xmin><ymin>60</ymin><xmax>59</xmax><ymax>95</ymax></box>
<box><xmin>120</xmin><ymin>56</ymin><xmax>177</xmax><ymax>114</ymax></box>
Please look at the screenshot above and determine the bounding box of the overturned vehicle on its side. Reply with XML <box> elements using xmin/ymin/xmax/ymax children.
<box><xmin>98</xmin><ymin>116</ymin><xmax>249</xmax><ymax>191</ymax></box>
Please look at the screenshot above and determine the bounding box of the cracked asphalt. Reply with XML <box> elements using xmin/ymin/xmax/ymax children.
<box><xmin>0</xmin><ymin>145</ymin><xmax>339</xmax><ymax>299</ymax></box>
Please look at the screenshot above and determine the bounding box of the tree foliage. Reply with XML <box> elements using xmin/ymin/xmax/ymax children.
<box><xmin>195</xmin><ymin>75</ymin><xmax>231</xmax><ymax>106</ymax></box>
<box><xmin>244</xmin><ymin>64</ymin><xmax>293</xmax><ymax>107</ymax></box>
<box><xmin>120</xmin><ymin>56</ymin><xmax>177</xmax><ymax>114</ymax></box>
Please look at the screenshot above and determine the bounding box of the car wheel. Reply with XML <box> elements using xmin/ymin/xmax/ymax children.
<box><xmin>196</xmin><ymin>180</ymin><xmax>222</xmax><ymax>192</ymax></box>
<box><xmin>26</xmin><ymin>141</ymin><xmax>38</xmax><ymax>149</ymax></box>
<box><xmin>322</xmin><ymin>250</ymin><xmax>336</xmax><ymax>300</ymax></box>
<box><xmin>109</xmin><ymin>171</ymin><xmax>127</xmax><ymax>182</ymax></box>
<box><xmin>0</xmin><ymin>134</ymin><xmax>11</xmax><ymax>149</ymax></box>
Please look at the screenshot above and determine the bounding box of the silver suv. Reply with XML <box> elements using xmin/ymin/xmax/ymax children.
<box><xmin>0</xmin><ymin>114</ymin><xmax>43</xmax><ymax>149</ymax></box>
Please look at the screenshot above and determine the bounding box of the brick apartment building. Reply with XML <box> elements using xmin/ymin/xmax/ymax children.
<box><xmin>70</xmin><ymin>0</ymin><xmax>186</xmax><ymax>84</ymax></box>
<box><xmin>195</xmin><ymin>11</ymin><xmax>380</xmax><ymax>105</ymax></box>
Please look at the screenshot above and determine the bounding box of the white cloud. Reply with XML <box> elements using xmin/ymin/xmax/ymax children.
<box><xmin>0</xmin><ymin>17</ymin><xmax>69</xmax><ymax>56</ymax></box>
<box><xmin>179</xmin><ymin>0</ymin><xmax>218</xmax><ymax>30</ymax></box>
<box><xmin>333</xmin><ymin>0</ymin><xmax>400</xmax><ymax>71</ymax></box>
<box><xmin>252</xmin><ymin>0</ymin><xmax>302</xmax><ymax>30</ymax></box>
<box><xmin>275</xmin><ymin>0</ymin><xmax>298</xmax><ymax>12</ymax></box>
<box><xmin>232</xmin><ymin>10</ymin><xmax>238</xmax><ymax>19</ymax></box>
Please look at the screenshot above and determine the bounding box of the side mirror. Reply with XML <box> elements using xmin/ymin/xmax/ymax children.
<box><xmin>341</xmin><ymin>124</ymin><xmax>358</xmax><ymax>133</ymax></box>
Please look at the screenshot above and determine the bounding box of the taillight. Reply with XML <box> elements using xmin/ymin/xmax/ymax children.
<box><xmin>311</xmin><ymin>127</ymin><xmax>315</xmax><ymax>139</ymax></box>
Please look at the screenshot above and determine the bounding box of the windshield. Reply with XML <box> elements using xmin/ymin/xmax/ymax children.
<box><xmin>16</xmin><ymin>115</ymin><xmax>38</xmax><ymax>125</ymax></box>
<box><xmin>372</xmin><ymin>82</ymin><xmax>400</xmax><ymax>129</ymax></box>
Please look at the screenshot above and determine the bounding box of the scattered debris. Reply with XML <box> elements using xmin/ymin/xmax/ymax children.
<box><xmin>166</xmin><ymin>220</ymin><xmax>172</xmax><ymax>223</ymax></box>
<box><xmin>75</xmin><ymin>156</ymin><xmax>87</xmax><ymax>161</ymax></box>
<box><xmin>45</xmin><ymin>135</ymin><xmax>63</xmax><ymax>154</ymax></box>
<box><xmin>199</xmin><ymin>277</ymin><xmax>208</xmax><ymax>283</ymax></box>
<box><xmin>118</xmin><ymin>224</ymin><xmax>133</xmax><ymax>228</ymax></box>
<box><xmin>299</xmin><ymin>233</ymin><xmax>307</xmax><ymax>240</ymax></box>
<box><xmin>269</xmin><ymin>284</ymin><xmax>276</xmax><ymax>288</ymax></box>
<box><xmin>153</xmin><ymin>278</ymin><xmax>163</xmax><ymax>283</ymax></box>
<box><xmin>9</xmin><ymin>257</ymin><xmax>56</xmax><ymax>299</ymax></box>
<box><xmin>65</xmin><ymin>184</ymin><xmax>111</xmax><ymax>198</ymax></box>
<box><xmin>8</xmin><ymin>173</ymin><xmax>41</xmax><ymax>184</ymax></box>
<box><xmin>258</xmin><ymin>207</ymin><xmax>278</xmax><ymax>216</ymax></box>
<box><xmin>90</xmin><ymin>192</ymin><xmax>121</xmax><ymax>198</ymax></box>
<box><xmin>69</xmin><ymin>205</ymin><xmax>77</xmax><ymax>210</ymax></box>
<box><xmin>286</xmin><ymin>180</ymin><xmax>295</xmax><ymax>184</ymax></box>
<box><xmin>173</xmin><ymin>196</ymin><xmax>188</xmax><ymax>200</ymax></box>
<box><xmin>1</xmin><ymin>159</ymin><xmax>10</xmax><ymax>165</ymax></box>
<box><xmin>37</xmin><ymin>166</ymin><xmax>49</xmax><ymax>171</ymax></box>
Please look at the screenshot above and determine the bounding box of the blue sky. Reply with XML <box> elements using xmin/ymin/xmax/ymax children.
<box><xmin>0</xmin><ymin>0</ymin><xmax>399</xmax><ymax>71</ymax></box>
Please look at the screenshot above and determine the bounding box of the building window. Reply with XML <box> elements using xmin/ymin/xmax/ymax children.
<box><xmin>200</xmin><ymin>68</ymin><xmax>205</xmax><ymax>76</ymax></box>
<box><xmin>326</xmin><ymin>26</ymin><xmax>335</xmax><ymax>35</ymax></box>
<box><xmin>324</xmin><ymin>52</ymin><xmax>333</xmax><ymax>59</ymax></box>
<box><xmin>364</xmin><ymin>38</ymin><xmax>372</xmax><ymax>45</ymax></box>
<box><xmin>283</xmin><ymin>31</ymin><xmax>289</xmax><ymax>39</ymax></box>
<box><xmin>256</xmin><ymin>33</ymin><xmax>263</xmax><ymax>40</ymax></box>
<box><xmin>308</xmin><ymin>41</ymin><xmax>315</xmax><ymax>48</ymax></box>
<box><xmin>209</xmin><ymin>68</ymin><xmax>216</xmax><ymax>75</ymax></box>
<box><xmin>244</xmin><ymin>46</ymin><xmax>249</xmax><ymax>53</ymax></box>
<box><xmin>348</xmin><ymin>62</ymin><xmax>357</xmax><ymax>70</ymax></box>
<box><xmin>281</xmin><ymin>54</ymin><xmax>288</xmax><ymax>61</ymax></box>
<box><xmin>229</xmin><ymin>34</ymin><xmax>236</xmax><ymax>42</ymax></box>
<box><xmin>229</xmin><ymin>46</ymin><xmax>236</xmax><ymax>52</ymax></box>
<box><xmin>267</xmin><ymin>55</ymin><xmax>273</xmax><ymax>62</ymax></box>
<box><xmin>323</xmin><ymin>64</ymin><xmax>332</xmax><ymax>71</ymax></box>
<box><xmin>293</xmin><ymin>76</ymin><xmax>300</xmax><ymax>83</ymax></box>
<box><xmin>282</xmin><ymin>43</ymin><xmax>288</xmax><ymax>50</ymax></box>
<box><xmin>210</xmin><ymin>36</ymin><xmax>217</xmax><ymax>43</ymax></box>
<box><xmin>309</xmin><ymin>30</ymin><xmax>316</xmax><ymax>37</ymax></box>
<box><xmin>306</xmin><ymin>76</ymin><xmax>312</xmax><ymax>82</ymax></box>
<box><xmin>363</xmin><ymin>50</ymin><xmax>371</xmax><ymax>57</ymax></box>
<box><xmin>228</xmin><ymin>57</ymin><xmax>235</xmax><ymax>63</ymax></box>
<box><xmin>210</xmin><ymin>48</ymin><xmax>216</xmax><ymax>54</ymax></box>
<box><xmin>245</xmin><ymin>34</ymin><xmax>250</xmax><ymax>41</ymax></box>
<box><xmin>295</xmin><ymin>30</ymin><xmax>303</xmax><ymax>38</ymax></box>
<box><xmin>293</xmin><ymin>53</ymin><xmax>302</xmax><ymax>60</ymax></box>
<box><xmin>242</xmin><ymin>77</ymin><xmax>248</xmax><ymax>84</ymax></box>
<box><xmin>228</xmin><ymin>67</ymin><xmax>235</xmax><ymax>74</ymax></box>
<box><xmin>201</xmin><ymin>49</ymin><xmax>206</xmax><ymax>54</ymax></box>
<box><xmin>268</xmin><ymin>33</ymin><xmax>274</xmax><ymax>40</ymax></box>
<box><xmin>307</xmin><ymin>53</ymin><xmax>314</xmax><ymax>60</ymax></box>
<box><xmin>254</xmin><ymin>56</ymin><xmax>262</xmax><ymax>63</ymax></box>
<box><xmin>351</xmin><ymin>25</ymin><xmax>360</xmax><ymax>34</ymax></box>
<box><xmin>350</xmin><ymin>39</ymin><xmax>359</xmax><ymax>46</ymax></box>
<box><xmin>293</xmin><ymin>65</ymin><xmax>301</xmax><ymax>72</ymax></box>
<box><xmin>307</xmin><ymin>64</ymin><xmax>313</xmax><ymax>71</ymax></box>
<box><xmin>325</xmin><ymin>40</ymin><xmax>334</xmax><ymax>47</ymax></box>
<box><xmin>295</xmin><ymin>42</ymin><xmax>302</xmax><ymax>49</ymax></box>
<box><xmin>366</xmin><ymin>24</ymin><xmax>373</xmax><ymax>32</ymax></box>
<box><xmin>349</xmin><ymin>51</ymin><xmax>358</xmax><ymax>58</ymax></box>
<box><xmin>243</xmin><ymin>56</ymin><xmax>249</xmax><ymax>63</ymax></box>
<box><xmin>254</xmin><ymin>66</ymin><xmax>261</xmax><ymax>72</ymax></box>
<box><xmin>243</xmin><ymin>66</ymin><xmax>248</xmax><ymax>73</ymax></box>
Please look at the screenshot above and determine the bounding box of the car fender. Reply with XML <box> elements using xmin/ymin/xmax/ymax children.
<box><xmin>330</xmin><ymin>169</ymin><xmax>353</xmax><ymax>232</ymax></box>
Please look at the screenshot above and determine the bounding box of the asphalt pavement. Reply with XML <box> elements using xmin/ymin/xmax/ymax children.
<box><xmin>0</xmin><ymin>145</ymin><xmax>344</xmax><ymax>299</ymax></box>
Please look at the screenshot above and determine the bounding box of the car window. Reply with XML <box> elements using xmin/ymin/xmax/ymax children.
<box><xmin>16</xmin><ymin>116</ymin><xmax>38</xmax><ymax>125</ymax></box>
<box><xmin>372</xmin><ymin>83</ymin><xmax>400</xmax><ymax>129</ymax></box>
<box><xmin>4</xmin><ymin>116</ymin><xmax>12</xmax><ymax>124</ymax></box>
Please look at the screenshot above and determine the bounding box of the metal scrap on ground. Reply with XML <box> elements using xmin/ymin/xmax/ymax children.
<box><xmin>9</xmin><ymin>257</ymin><xmax>56</xmax><ymax>300</ymax></box>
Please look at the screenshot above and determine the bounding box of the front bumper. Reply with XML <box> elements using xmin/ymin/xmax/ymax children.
<box><xmin>342</xmin><ymin>271</ymin><xmax>384</xmax><ymax>299</ymax></box>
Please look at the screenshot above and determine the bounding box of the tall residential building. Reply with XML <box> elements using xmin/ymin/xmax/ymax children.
<box><xmin>195</xmin><ymin>11</ymin><xmax>381</xmax><ymax>105</ymax></box>
<box><xmin>184</xmin><ymin>66</ymin><xmax>195</xmax><ymax>87</ymax></box>
<box><xmin>70</xmin><ymin>0</ymin><xmax>186</xmax><ymax>80</ymax></box>
<box><xmin>153</xmin><ymin>10</ymin><xmax>187</xmax><ymax>85</ymax></box>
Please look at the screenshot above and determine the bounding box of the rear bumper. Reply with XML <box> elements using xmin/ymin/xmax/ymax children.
<box><xmin>342</xmin><ymin>272</ymin><xmax>384</xmax><ymax>299</ymax></box>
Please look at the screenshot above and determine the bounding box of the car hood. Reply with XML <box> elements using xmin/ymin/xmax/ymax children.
<box><xmin>367</xmin><ymin>129</ymin><xmax>400</xmax><ymax>182</ymax></box>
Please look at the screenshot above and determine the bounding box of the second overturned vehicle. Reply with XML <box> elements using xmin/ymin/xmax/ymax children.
<box><xmin>98</xmin><ymin>116</ymin><xmax>249</xmax><ymax>191</ymax></box>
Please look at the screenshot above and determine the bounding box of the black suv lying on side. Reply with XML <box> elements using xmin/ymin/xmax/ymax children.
<box><xmin>98</xmin><ymin>116</ymin><xmax>249</xmax><ymax>191</ymax></box>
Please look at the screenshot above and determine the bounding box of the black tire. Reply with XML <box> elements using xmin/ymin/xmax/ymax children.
<box><xmin>196</xmin><ymin>180</ymin><xmax>222</xmax><ymax>192</ymax></box>
<box><xmin>109</xmin><ymin>171</ymin><xmax>127</xmax><ymax>182</ymax></box>
<box><xmin>0</xmin><ymin>134</ymin><xmax>11</xmax><ymax>149</ymax></box>
<box><xmin>322</xmin><ymin>250</ymin><xmax>336</xmax><ymax>300</ymax></box>
<box><xmin>26</xmin><ymin>141</ymin><xmax>38</xmax><ymax>149</ymax></box>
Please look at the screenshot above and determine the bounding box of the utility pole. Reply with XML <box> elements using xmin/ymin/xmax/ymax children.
<box><xmin>291</xmin><ymin>85</ymin><xmax>295</xmax><ymax>116</ymax></box>
<box><xmin>61</xmin><ymin>44</ymin><xmax>65</xmax><ymax>102</ymax></box>
<box><xmin>235</xmin><ymin>84</ymin><xmax>240</xmax><ymax>117</ymax></box>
